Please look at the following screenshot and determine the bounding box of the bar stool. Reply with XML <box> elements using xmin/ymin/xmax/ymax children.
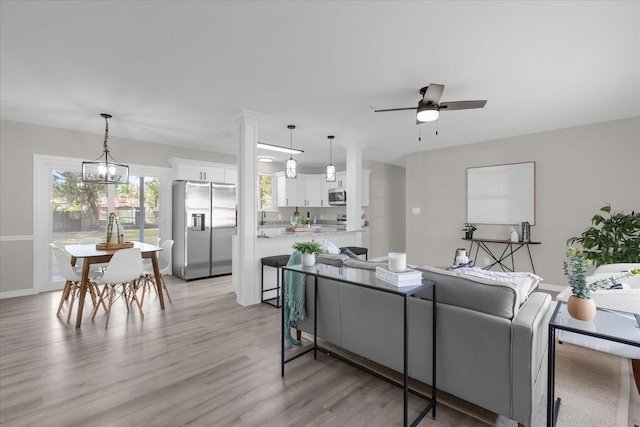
<box><xmin>261</xmin><ymin>254</ymin><xmax>291</xmax><ymax>308</ymax></box>
<box><xmin>343</xmin><ymin>246</ymin><xmax>368</xmax><ymax>260</ymax></box>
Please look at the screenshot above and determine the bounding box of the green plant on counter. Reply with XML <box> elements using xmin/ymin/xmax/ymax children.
<box><xmin>567</xmin><ymin>204</ymin><xmax>640</xmax><ymax>266</ymax></box>
<box><xmin>563</xmin><ymin>247</ymin><xmax>639</xmax><ymax>299</ymax></box>
<box><xmin>292</xmin><ymin>240</ymin><xmax>325</xmax><ymax>256</ymax></box>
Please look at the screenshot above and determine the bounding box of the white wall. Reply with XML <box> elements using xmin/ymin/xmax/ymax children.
<box><xmin>363</xmin><ymin>159</ymin><xmax>406</xmax><ymax>259</ymax></box>
<box><xmin>405</xmin><ymin>117</ymin><xmax>640</xmax><ymax>287</ymax></box>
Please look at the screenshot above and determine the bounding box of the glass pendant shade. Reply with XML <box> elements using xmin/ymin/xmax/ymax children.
<box><xmin>326</xmin><ymin>135</ymin><xmax>336</xmax><ymax>182</ymax></box>
<box><xmin>285</xmin><ymin>124</ymin><xmax>297</xmax><ymax>179</ymax></box>
<box><xmin>82</xmin><ymin>114</ymin><xmax>129</xmax><ymax>184</ymax></box>
<box><xmin>82</xmin><ymin>159</ymin><xmax>129</xmax><ymax>184</ymax></box>
<box><xmin>326</xmin><ymin>164</ymin><xmax>336</xmax><ymax>182</ymax></box>
<box><xmin>285</xmin><ymin>158</ymin><xmax>297</xmax><ymax>178</ymax></box>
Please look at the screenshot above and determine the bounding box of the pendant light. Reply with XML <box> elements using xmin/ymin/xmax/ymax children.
<box><xmin>82</xmin><ymin>113</ymin><xmax>129</xmax><ymax>184</ymax></box>
<box><xmin>326</xmin><ymin>135</ymin><xmax>336</xmax><ymax>182</ymax></box>
<box><xmin>285</xmin><ymin>125</ymin><xmax>297</xmax><ymax>179</ymax></box>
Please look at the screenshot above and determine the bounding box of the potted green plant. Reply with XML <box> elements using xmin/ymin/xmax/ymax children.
<box><xmin>462</xmin><ymin>223</ymin><xmax>477</xmax><ymax>239</ymax></box>
<box><xmin>563</xmin><ymin>247</ymin><xmax>638</xmax><ymax>320</ymax></box>
<box><xmin>292</xmin><ymin>240</ymin><xmax>326</xmax><ymax>266</ymax></box>
<box><xmin>567</xmin><ymin>204</ymin><xmax>640</xmax><ymax>266</ymax></box>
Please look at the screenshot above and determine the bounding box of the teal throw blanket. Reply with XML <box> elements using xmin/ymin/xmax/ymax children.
<box><xmin>284</xmin><ymin>250</ymin><xmax>306</xmax><ymax>347</ymax></box>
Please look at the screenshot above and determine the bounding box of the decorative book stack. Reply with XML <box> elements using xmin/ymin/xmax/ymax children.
<box><xmin>375</xmin><ymin>266</ymin><xmax>423</xmax><ymax>287</ymax></box>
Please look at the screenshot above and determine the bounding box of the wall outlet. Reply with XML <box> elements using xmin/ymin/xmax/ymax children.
<box><xmin>484</xmin><ymin>258</ymin><xmax>491</xmax><ymax>266</ymax></box>
<box><xmin>412</xmin><ymin>207</ymin><xmax>421</xmax><ymax>214</ymax></box>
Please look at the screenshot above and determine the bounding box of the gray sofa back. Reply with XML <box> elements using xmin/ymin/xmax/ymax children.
<box><xmin>415</xmin><ymin>266</ymin><xmax>520</xmax><ymax>319</ymax></box>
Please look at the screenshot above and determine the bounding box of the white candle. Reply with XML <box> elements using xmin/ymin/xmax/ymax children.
<box><xmin>388</xmin><ymin>252</ymin><xmax>407</xmax><ymax>272</ymax></box>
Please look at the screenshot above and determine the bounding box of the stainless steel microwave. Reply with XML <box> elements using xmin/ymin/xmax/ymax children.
<box><xmin>328</xmin><ymin>188</ymin><xmax>346</xmax><ymax>205</ymax></box>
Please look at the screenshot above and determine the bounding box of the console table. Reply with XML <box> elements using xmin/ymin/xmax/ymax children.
<box><xmin>281</xmin><ymin>263</ymin><xmax>437</xmax><ymax>427</ymax></box>
<box><xmin>462</xmin><ymin>237</ymin><xmax>541</xmax><ymax>273</ymax></box>
<box><xmin>547</xmin><ymin>302</ymin><xmax>640</xmax><ymax>426</ymax></box>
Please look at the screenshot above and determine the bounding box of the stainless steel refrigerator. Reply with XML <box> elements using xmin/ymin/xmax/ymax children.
<box><xmin>172</xmin><ymin>180</ymin><xmax>236</xmax><ymax>280</ymax></box>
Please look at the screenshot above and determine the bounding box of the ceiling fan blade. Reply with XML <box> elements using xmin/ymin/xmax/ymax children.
<box><xmin>374</xmin><ymin>107</ymin><xmax>417</xmax><ymax>113</ymax></box>
<box><xmin>422</xmin><ymin>84</ymin><xmax>445</xmax><ymax>104</ymax></box>
<box><xmin>439</xmin><ymin>100</ymin><xmax>487</xmax><ymax>111</ymax></box>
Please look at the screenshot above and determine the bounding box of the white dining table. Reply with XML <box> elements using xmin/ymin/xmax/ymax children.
<box><xmin>65</xmin><ymin>241</ymin><xmax>164</xmax><ymax>328</ymax></box>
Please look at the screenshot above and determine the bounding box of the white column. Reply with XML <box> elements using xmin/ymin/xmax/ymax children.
<box><xmin>233</xmin><ymin>109</ymin><xmax>263</xmax><ymax>306</ymax></box>
<box><xmin>345</xmin><ymin>141</ymin><xmax>364</xmax><ymax>246</ymax></box>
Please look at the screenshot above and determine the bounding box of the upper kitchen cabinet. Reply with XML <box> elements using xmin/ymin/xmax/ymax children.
<box><xmin>335</xmin><ymin>171</ymin><xmax>347</xmax><ymax>189</ymax></box>
<box><xmin>276</xmin><ymin>170</ymin><xmax>370</xmax><ymax>207</ymax></box>
<box><xmin>168</xmin><ymin>158</ymin><xmax>237</xmax><ymax>184</ymax></box>
<box><xmin>275</xmin><ymin>172</ymin><xmax>301</xmax><ymax>207</ymax></box>
<box><xmin>320</xmin><ymin>177</ymin><xmax>333</xmax><ymax>207</ymax></box>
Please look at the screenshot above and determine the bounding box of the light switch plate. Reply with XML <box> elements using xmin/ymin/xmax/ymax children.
<box><xmin>412</xmin><ymin>207</ymin><xmax>421</xmax><ymax>214</ymax></box>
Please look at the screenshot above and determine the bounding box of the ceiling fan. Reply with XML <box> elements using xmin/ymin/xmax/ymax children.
<box><xmin>375</xmin><ymin>84</ymin><xmax>487</xmax><ymax>123</ymax></box>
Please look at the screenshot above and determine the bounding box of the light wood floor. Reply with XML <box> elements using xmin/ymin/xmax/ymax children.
<box><xmin>1</xmin><ymin>275</ymin><xmax>513</xmax><ymax>427</ymax></box>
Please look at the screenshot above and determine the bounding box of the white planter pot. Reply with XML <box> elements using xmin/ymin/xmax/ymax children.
<box><xmin>301</xmin><ymin>253</ymin><xmax>316</xmax><ymax>266</ymax></box>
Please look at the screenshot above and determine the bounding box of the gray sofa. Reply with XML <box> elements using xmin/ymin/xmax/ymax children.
<box><xmin>296</xmin><ymin>261</ymin><xmax>552</xmax><ymax>427</ymax></box>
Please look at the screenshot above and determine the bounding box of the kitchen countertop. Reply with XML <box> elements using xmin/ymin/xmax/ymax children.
<box><xmin>257</xmin><ymin>227</ymin><xmax>361</xmax><ymax>239</ymax></box>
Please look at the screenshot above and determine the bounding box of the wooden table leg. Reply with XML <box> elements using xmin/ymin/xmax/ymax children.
<box><xmin>75</xmin><ymin>257</ymin><xmax>92</xmax><ymax>328</ymax></box>
<box><xmin>151</xmin><ymin>253</ymin><xmax>165</xmax><ymax>310</ymax></box>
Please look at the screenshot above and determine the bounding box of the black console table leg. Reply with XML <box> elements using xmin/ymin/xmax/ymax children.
<box><xmin>281</xmin><ymin>267</ymin><xmax>285</xmax><ymax>377</ymax></box>
<box><xmin>403</xmin><ymin>296</ymin><xmax>408</xmax><ymax>427</ymax></box>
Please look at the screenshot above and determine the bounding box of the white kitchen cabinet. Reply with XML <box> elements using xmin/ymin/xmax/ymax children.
<box><xmin>276</xmin><ymin>172</ymin><xmax>300</xmax><ymax>207</ymax></box>
<box><xmin>303</xmin><ymin>175</ymin><xmax>322</xmax><ymax>207</ymax></box>
<box><xmin>335</xmin><ymin>171</ymin><xmax>347</xmax><ymax>189</ymax></box>
<box><xmin>168</xmin><ymin>158</ymin><xmax>236</xmax><ymax>184</ymax></box>
<box><xmin>275</xmin><ymin>170</ymin><xmax>369</xmax><ymax>207</ymax></box>
<box><xmin>320</xmin><ymin>177</ymin><xmax>334</xmax><ymax>207</ymax></box>
<box><xmin>224</xmin><ymin>168</ymin><xmax>237</xmax><ymax>184</ymax></box>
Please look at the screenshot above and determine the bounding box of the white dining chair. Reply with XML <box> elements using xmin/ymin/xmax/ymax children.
<box><xmin>51</xmin><ymin>245</ymin><xmax>104</xmax><ymax>322</ymax></box>
<box><xmin>78</xmin><ymin>237</ymin><xmax>108</xmax><ymax>272</ymax></box>
<box><xmin>91</xmin><ymin>248</ymin><xmax>144</xmax><ymax>328</ymax></box>
<box><xmin>143</xmin><ymin>237</ymin><xmax>162</xmax><ymax>268</ymax></box>
<box><xmin>139</xmin><ymin>239</ymin><xmax>174</xmax><ymax>305</ymax></box>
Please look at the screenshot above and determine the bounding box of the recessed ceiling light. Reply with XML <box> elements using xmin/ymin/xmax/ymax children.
<box><xmin>257</xmin><ymin>156</ymin><xmax>274</xmax><ymax>163</ymax></box>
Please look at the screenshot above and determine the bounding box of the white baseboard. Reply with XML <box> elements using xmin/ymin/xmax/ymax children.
<box><xmin>0</xmin><ymin>289</ymin><xmax>35</xmax><ymax>299</ymax></box>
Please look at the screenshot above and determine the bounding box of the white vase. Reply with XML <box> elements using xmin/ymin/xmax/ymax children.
<box><xmin>455</xmin><ymin>249</ymin><xmax>469</xmax><ymax>265</ymax></box>
<box><xmin>301</xmin><ymin>253</ymin><xmax>316</xmax><ymax>266</ymax></box>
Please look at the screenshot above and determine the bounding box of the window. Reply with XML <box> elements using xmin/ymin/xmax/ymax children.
<box><xmin>257</xmin><ymin>174</ymin><xmax>275</xmax><ymax>211</ymax></box>
<box><xmin>34</xmin><ymin>154</ymin><xmax>172</xmax><ymax>293</ymax></box>
<box><xmin>51</xmin><ymin>172</ymin><xmax>160</xmax><ymax>280</ymax></box>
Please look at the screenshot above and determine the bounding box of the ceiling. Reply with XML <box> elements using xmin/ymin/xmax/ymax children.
<box><xmin>1</xmin><ymin>1</ymin><xmax>638</xmax><ymax>167</ymax></box>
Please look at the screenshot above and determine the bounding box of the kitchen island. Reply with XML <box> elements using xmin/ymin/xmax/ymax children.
<box><xmin>231</xmin><ymin>227</ymin><xmax>364</xmax><ymax>304</ymax></box>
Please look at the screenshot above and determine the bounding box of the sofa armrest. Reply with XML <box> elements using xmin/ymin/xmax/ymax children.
<box><xmin>510</xmin><ymin>292</ymin><xmax>552</xmax><ymax>426</ymax></box>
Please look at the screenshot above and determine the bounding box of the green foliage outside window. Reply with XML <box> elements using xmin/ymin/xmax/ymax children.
<box><xmin>258</xmin><ymin>175</ymin><xmax>273</xmax><ymax>210</ymax></box>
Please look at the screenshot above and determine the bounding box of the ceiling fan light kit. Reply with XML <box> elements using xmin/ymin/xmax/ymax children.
<box><xmin>416</xmin><ymin>102</ymin><xmax>439</xmax><ymax>122</ymax></box>
<box><xmin>375</xmin><ymin>83</ymin><xmax>487</xmax><ymax>128</ymax></box>
<box><xmin>81</xmin><ymin>113</ymin><xmax>129</xmax><ymax>184</ymax></box>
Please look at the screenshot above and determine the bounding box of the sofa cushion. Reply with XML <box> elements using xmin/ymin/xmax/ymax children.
<box><xmin>323</xmin><ymin>240</ymin><xmax>341</xmax><ymax>254</ymax></box>
<box><xmin>453</xmin><ymin>268</ymin><xmax>541</xmax><ymax>305</ymax></box>
<box><xmin>416</xmin><ymin>265</ymin><xmax>519</xmax><ymax>320</ymax></box>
